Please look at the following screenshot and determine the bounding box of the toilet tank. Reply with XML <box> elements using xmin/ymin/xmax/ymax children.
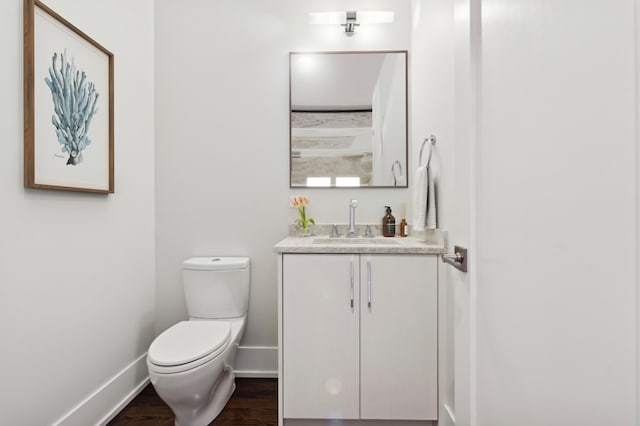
<box><xmin>182</xmin><ymin>257</ymin><xmax>250</xmax><ymax>319</ymax></box>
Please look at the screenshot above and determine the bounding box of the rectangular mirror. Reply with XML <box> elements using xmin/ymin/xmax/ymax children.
<box><xmin>289</xmin><ymin>51</ymin><xmax>408</xmax><ymax>188</ymax></box>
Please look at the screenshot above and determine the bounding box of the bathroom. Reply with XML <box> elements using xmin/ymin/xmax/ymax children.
<box><xmin>1</xmin><ymin>0</ymin><xmax>638</xmax><ymax>425</ymax></box>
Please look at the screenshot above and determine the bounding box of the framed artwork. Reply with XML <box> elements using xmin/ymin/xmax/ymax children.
<box><xmin>24</xmin><ymin>0</ymin><xmax>114</xmax><ymax>193</ymax></box>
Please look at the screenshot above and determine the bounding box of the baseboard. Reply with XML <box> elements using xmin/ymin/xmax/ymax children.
<box><xmin>284</xmin><ymin>420</ymin><xmax>435</xmax><ymax>426</ymax></box>
<box><xmin>234</xmin><ymin>345</ymin><xmax>278</xmax><ymax>378</ymax></box>
<box><xmin>443</xmin><ymin>403</ymin><xmax>456</xmax><ymax>426</ymax></box>
<box><xmin>53</xmin><ymin>352</ymin><xmax>150</xmax><ymax>426</ymax></box>
<box><xmin>98</xmin><ymin>375</ymin><xmax>149</xmax><ymax>425</ymax></box>
<box><xmin>53</xmin><ymin>346</ymin><xmax>274</xmax><ymax>425</ymax></box>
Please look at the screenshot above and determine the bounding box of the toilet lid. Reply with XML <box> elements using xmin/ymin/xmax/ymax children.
<box><xmin>148</xmin><ymin>321</ymin><xmax>231</xmax><ymax>367</ymax></box>
<box><xmin>183</xmin><ymin>257</ymin><xmax>249</xmax><ymax>271</ymax></box>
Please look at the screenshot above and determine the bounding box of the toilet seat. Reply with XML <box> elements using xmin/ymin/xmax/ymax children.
<box><xmin>148</xmin><ymin>321</ymin><xmax>231</xmax><ymax>374</ymax></box>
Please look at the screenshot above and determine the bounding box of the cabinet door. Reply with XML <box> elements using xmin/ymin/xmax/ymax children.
<box><xmin>282</xmin><ymin>254</ymin><xmax>360</xmax><ymax>419</ymax></box>
<box><xmin>360</xmin><ymin>254</ymin><xmax>438</xmax><ymax>420</ymax></box>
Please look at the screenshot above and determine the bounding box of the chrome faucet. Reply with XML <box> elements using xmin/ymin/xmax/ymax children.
<box><xmin>347</xmin><ymin>199</ymin><xmax>358</xmax><ymax>237</ymax></box>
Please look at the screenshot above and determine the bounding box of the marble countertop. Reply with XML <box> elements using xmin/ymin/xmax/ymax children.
<box><xmin>274</xmin><ymin>234</ymin><xmax>446</xmax><ymax>255</ymax></box>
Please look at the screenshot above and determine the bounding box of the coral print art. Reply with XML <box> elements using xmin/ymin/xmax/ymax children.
<box><xmin>24</xmin><ymin>0</ymin><xmax>114</xmax><ymax>192</ymax></box>
<box><xmin>45</xmin><ymin>50</ymin><xmax>99</xmax><ymax>165</ymax></box>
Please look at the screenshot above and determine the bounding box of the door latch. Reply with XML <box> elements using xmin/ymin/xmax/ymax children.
<box><xmin>442</xmin><ymin>245</ymin><xmax>468</xmax><ymax>273</ymax></box>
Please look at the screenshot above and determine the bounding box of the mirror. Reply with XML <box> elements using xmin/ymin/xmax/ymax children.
<box><xmin>289</xmin><ymin>51</ymin><xmax>408</xmax><ymax>188</ymax></box>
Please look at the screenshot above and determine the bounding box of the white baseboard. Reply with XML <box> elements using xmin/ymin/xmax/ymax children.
<box><xmin>443</xmin><ymin>403</ymin><xmax>456</xmax><ymax>426</ymax></box>
<box><xmin>53</xmin><ymin>352</ymin><xmax>150</xmax><ymax>426</ymax></box>
<box><xmin>98</xmin><ymin>375</ymin><xmax>149</xmax><ymax>425</ymax></box>
<box><xmin>284</xmin><ymin>421</ymin><xmax>435</xmax><ymax>426</ymax></box>
<box><xmin>234</xmin><ymin>345</ymin><xmax>278</xmax><ymax>378</ymax></box>
<box><xmin>53</xmin><ymin>346</ymin><xmax>274</xmax><ymax>425</ymax></box>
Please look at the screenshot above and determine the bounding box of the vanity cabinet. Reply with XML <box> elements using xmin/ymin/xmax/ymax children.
<box><xmin>281</xmin><ymin>253</ymin><xmax>438</xmax><ymax>423</ymax></box>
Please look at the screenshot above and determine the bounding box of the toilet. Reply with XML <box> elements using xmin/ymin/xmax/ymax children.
<box><xmin>147</xmin><ymin>257</ymin><xmax>250</xmax><ymax>426</ymax></box>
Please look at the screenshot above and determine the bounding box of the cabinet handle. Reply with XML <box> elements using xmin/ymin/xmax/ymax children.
<box><xmin>367</xmin><ymin>259</ymin><xmax>372</xmax><ymax>308</ymax></box>
<box><xmin>350</xmin><ymin>257</ymin><xmax>355</xmax><ymax>308</ymax></box>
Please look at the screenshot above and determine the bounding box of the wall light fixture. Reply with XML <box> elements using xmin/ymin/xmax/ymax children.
<box><xmin>309</xmin><ymin>11</ymin><xmax>394</xmax><ymax>36</ymax></box>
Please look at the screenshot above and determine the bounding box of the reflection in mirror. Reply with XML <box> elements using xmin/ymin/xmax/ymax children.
<box><xmin>289</xmin><ymin>51</ymin><xmax>408</xmax><ymax>188</ymax></box>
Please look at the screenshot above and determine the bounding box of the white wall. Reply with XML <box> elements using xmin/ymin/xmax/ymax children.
<box><xmin>154</xmin><ymin>0</ymin><xmax>412</xmax><ymax>374</ymax></box>
<box><xmin>0</xmin><ymin>1</ymin><xmax>155</xmax><ymax>424</ymax></box>
<box><xmin>410</xmin><ymin>0</ymin><xmax>457</xmax><ymax>424</ymax></box>
<box><xmin>477</xmin><ymin>1</ymin><xmax>637</xmax><ymax>425</ymax></box>
<box><xmin>637</xmin><ymin>1</ymin><xmax>640</xmax><ymax>417</ymax></box>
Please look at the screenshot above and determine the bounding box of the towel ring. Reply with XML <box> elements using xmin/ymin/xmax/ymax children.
<box><xmin>419</xmin><ymin>134</ymin><xmax>437</xmax><ymax>167</ymax></box>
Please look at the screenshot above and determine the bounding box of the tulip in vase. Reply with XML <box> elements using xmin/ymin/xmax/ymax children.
<box><xmin>292</xmin><ymin>196</ymin><xmax>315</xmax><ymax>236</ymax></box>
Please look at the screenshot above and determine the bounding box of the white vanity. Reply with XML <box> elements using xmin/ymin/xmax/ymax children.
<box><xmin>274</xmin><ymin>235</ymin><xmax>445</xmax><ymax>426</ymax></box>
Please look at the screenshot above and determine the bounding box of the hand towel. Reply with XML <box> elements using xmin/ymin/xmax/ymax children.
<box><xmin>412</xmin><ymin>165</ymin><xmax>428</xmax><ymax>231</ymax></box>
<box><xmin>426</xmin><ymin>165</ymin><xmax>437</xmax><ymax>229</ymax></box>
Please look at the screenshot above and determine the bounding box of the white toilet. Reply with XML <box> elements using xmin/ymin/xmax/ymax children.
<box><xmin>147</xmin><ymin>257</ymin><xmax>250</xmax><ymax>426</ymax></box>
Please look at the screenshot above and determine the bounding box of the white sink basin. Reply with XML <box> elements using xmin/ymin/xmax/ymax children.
<box><xmin>312</xmin><ymin>238</ymin><xmax>400</xmax><ymax>245</ymax></box>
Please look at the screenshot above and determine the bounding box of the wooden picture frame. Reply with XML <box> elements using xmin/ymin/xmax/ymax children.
<box><xmin>24</xmin><ymin>0</ymin><xmax>114</xmax><ymax>193</ymax></box>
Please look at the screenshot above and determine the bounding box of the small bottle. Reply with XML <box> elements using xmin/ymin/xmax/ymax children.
<box><xmin>400</xmin><ymin>203</ymin><xmax>408</xmax><ymax>237</ymax></box>
<box><xmin>400</xmin><ymin>218</ymin><xmax>408</xmax><ymax>237</ymax></box>
<box><xmin>382</xmin><ymin>206</ymin><xmax>396</xmax><ymax>237</ymax></box>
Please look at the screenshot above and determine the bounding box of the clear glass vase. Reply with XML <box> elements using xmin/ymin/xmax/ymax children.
<box><xmin>298</xmin><ymin>223</ymin><xmax>313</xmax><ymax>236</ymax></box>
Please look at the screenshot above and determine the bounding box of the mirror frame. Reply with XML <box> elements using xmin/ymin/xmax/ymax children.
<box><xmin>289</xmin><ymin>50</ymin><xmax>409</xmax><ymax>189</ymax></box>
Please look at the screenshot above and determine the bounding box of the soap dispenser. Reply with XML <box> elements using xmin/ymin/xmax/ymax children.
<box><xmin>382</xmin><ymin>206</ymin><xmax>396</xmax><ymax>237</ymax></box>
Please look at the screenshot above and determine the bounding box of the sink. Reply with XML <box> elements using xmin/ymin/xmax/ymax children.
<box><xmin>312</xmin><ymin>238</ymin><xmax>401</xmax><ymax>245</ymax></box>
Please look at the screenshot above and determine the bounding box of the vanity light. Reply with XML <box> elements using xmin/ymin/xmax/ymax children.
<box><xmin>335</xmin><ymin>177</ymin><xmax>361</xmax><ymax>187</ymax></box>
<box><xmin>309</xmin><ymin>11</ymin><xmax>394</xmax><ymax>36</ymax></box>
<box><xmin>306</xmin><ymin>177</ymin><xmax>331</xmax><ymax>187</ymax></box>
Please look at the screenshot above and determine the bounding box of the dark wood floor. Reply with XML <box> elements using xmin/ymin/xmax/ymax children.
<box><xmin>108</xmin><ymin>378</ymin><xmax>277</xmax><ymax>426</ymax></box>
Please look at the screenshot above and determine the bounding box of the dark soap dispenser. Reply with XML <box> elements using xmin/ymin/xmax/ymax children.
<box><xmin>382</xmin><ymin>206</ymin><xmax>396</xmax><ymax>237</ymax></box>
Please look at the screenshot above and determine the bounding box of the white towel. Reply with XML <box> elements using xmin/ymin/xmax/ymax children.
<box><xmin>413</xmin><ymin>164</ymin><xmax>438</xmax><ymax>231</ymax></box>
<box><xmin>426</xmin><ymin>166</ymin><xmax>437</xmax><ymax>229</ymax></box>
<box><xmin>412</xmin><ymin>165</ymin><xmax>428</xmax><ymax>231</ymax></box>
